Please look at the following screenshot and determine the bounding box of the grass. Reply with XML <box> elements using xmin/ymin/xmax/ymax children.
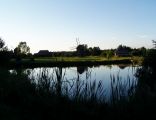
<box><xmin>8</xmin><ymin>56</ymin><xmax>143</xmax><ymax>68</ymax></box>
<box><xmin>35</xmin><ymin>56</ymin><xmax>132</xmax><ymax>61</ymax></box>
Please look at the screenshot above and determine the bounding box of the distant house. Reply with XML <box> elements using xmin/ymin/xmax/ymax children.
<box><xmin>115</xmin><ymin>49</ymin><xmax>130</xmax><ymax>57</ymax></box>
<box><xmin>34</xmin><ymin>50</ymin><xmax>52</xmax><ymax>57</ymax></box>
<box><xmin>115</xmin><ymin>45</ymin><xmax>132</xmax><ymax>57</ymax></box>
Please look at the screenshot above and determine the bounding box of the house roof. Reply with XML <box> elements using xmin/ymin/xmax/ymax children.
<box><xmin>115</xmin><ymin>49</ymin><xmax>130</xmax><ymax>56</ymax></box>
<box><xmin>38</xmin><ymin>50</ymin><xmax>50</xmax><ymax>53</ymax></box>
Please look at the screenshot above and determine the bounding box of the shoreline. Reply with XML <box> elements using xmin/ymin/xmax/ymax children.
<box><xmin>0</xmin><ymin>56</ymin><xmax>143</xmax><ymax>68</ymax></box>
<box><xmin>7</xmin><ymin>59</ymin><xmax>138</xmax><ymax>68</ymax></box>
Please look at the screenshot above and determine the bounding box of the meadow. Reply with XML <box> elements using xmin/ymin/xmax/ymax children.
<box><xmin>8</xmin><ymin>56</ymin><xmax>143</xmax><ymax>68</ymax></box>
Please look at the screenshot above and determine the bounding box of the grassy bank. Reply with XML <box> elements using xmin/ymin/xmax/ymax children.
<box><xmin>8</xmin><ymin>56</ymin><xmax>143</xmax><ymax>68</ymax></box>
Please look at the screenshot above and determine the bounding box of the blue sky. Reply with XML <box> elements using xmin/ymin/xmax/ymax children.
<box><xmin>0</xmin><ymin>0</ymin><xmax>156</xmax><ymax>53</ymax></box>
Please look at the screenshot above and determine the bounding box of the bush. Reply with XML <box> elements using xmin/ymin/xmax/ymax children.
<box><xmin>0</xmin><ymin>51</ymin><xmax>13</xmax><ymax>64</ymax></box>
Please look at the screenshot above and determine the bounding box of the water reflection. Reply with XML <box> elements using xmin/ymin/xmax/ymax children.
<box><xmin>77</xmin><ymin>66</ymin><xmax>88</xmax><ymax>74</ymax></box>
<box><xmin>55</xmin><ymin>67</ymin><xmax>64</xmax><ymax>96</ymax></box>
<box><xmin>2</xmin><ymin>64</ymin><xmax>139</xmax><ymax>102</ymax></box>
<box><xmin>118</xmin><ymin>64</ymin><xmax>128</xmax><ymax>69</ymax></box>
<box><xmin>23</xmin><ymin>65</ymin><xmax>138</xmax><ymax>100</ymax></box>
<box><xmin>0</xmin><ymin>65</ymin><xmax>145</xmax><ymax>119</ymax></box>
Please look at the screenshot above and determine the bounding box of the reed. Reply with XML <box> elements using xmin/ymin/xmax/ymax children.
<box><xmin>1</xmin><ymin>66</ymin><xmax>150</xmax><ymax>119</ymax></box>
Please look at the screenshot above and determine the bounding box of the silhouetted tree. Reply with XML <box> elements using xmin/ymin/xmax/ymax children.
<box><xmin>140</xmin><ymin>47</ymin><xmax>147</xmax><ymax>56</ymax></box>
<box><xmin>117</xmin><ymin>44</ymin><xmax>132</xmax><ymax>51</ymax></box>
<box><xmin>152</xmin><ymin>40</ymin><xmax>156</xmax><ymax>48</ymax></box>
<box><xmin>0</xmin><ymin>38</ymin><xmax>5</xmax><ymax>50</ymax></box>
<box><xmin>136</xmin><ymin>41</ymin><xmax>156</xmax><ymax>94</ymax></box>
<box><xmin>0</xmin><ymin>38</ymin><xmax>8</xmax><ymax>51</ymax></box>
<box><xmin>14</xmin><ymin>42</ymin><xmax>30</xmax><ymax>55</ymax></box>
<box><xmin>76</xmin><ymin>44</ymin><xmax>89</xmax><ymax>56</ymax></box>
<box><xmin>88</xmin><ymin>47</ymin><xmax>93</xmax><ymax>55</ymax></box>
<box><xmin>0</xmin><ymin>38</ymin><xmax>13</xmax><ymax>64</ymax></box>
<box><xmin>131</xmin><ymin>47</ymin><xmax>147</xmax><ymax>56</ymax></box>
<box><xmin>92</xmin><ymin>47</ymin><xmax>101</xmax><ymax>56</ymax></box>
<box><xmin>14</xmin><ymin>47</ymin><xmax>21</xmax><ymax>55</ymax></box>
<box><xmin>88</xmin><ymin>47</ymin><xmax>101</xmax><ymax>56</ymax></box>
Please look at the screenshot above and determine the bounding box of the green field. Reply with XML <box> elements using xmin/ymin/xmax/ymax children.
<box><xmin>34</xmin><ymin>56</ymin><xmax>134</xmax><ymax>62</ymax></box>
<box><xmin>8</xmin><ymin>56</ymin><xmax>143</xmax><ymax>68</ymax></box>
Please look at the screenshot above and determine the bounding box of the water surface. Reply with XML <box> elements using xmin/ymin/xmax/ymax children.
<box><xmin>24</xmin><ymin>64</ymin><xmax>139</xmax><ymax>100</ymax></box>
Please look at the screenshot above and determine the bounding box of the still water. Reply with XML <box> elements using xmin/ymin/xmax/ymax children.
<box><xmin>24</xmin><ymin>64</ymin><xmax>139</xmax><ymax>100</ymax></box>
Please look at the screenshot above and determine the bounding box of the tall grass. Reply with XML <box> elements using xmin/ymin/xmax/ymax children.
<box><xmin>30</xmin><ymin>68</ymin><xmax>106</xmax><ymax>103</ymax></box>
<box><xmin>0</xmin><ymin>67</ymin><xmax>140</xmax><ymax>119</ymax></box>
<box><xmin>110</xmin><ymin>73</ymin><xmax>137</xmax><ymax>105</ymax></box>
<box><xmin>28</xmin><ymin>67</ymin><xmax>137</xmax><ymax>105</ymax></box>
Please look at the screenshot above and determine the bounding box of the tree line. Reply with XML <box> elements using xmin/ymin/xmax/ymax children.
<box><xmin>52</xmin><ymin>44</ymin><xmax>147</xmax><ymax>57</ymax></box>
<box><xmin>0</xmin><ymin>37</ymin><xmax>151</xmax><ymax>63</ymax></box>
<box><xmin>0</xmin><ymin>38</ymin><xmax>31</xmax><ymax>64</ymax></box>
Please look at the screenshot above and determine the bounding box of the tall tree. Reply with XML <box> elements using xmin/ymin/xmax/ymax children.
<box><xmin>152</xmin><ymin>40</ymin><xmax>156</xmax><ymax>48</ymax></box>
<box><xmin>76</xmin><ymin>44</ymin><xmax>88</xmax><ymax>56</ymax></box>
<box><xmin>14</xmin><ymin>42</ymin><xmax>30</xmax><ymax>55</ymax></box>
<box><xmin>92</xmin><ymin>47</ymin><xmax>101</xmax><ymax>56</ymax></box>
<box><xmin>0</xmin><ymin>38</ymin><xmax>7</xmax><ymax>51</ymax></box>
<box><xmin>0</xmin><ymin>38</ymin><xmax>5</xmax><ymax>50</ymax></box>
<box><xmin>117</xmin><ymin>44</ymin><xmax>132</xmax><ymax>51</ymax></box>
<box><xmin>0</xmin><ymin>38</ymin><xmax>12</xmax><ymax>63</ymax></box>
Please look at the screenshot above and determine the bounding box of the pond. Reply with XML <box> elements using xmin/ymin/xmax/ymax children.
<box><xmin>0</xmin><ymin>64</ymin><xmax>149</xmax><ymax>119</ymax></box>
<box><xmin>18</xmin><ymin>64</ymin><xmax>139</xmax><ymax>101</ymax></box>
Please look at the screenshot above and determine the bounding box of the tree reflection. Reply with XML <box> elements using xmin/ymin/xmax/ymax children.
<box><xmin>77</xmin><ymin>66</ymin><xmax>88</xmax><ymax>74</ymax></box>
<box><xmin>55</xmin><ymin>67</ymin><xmax>65</xmax><ymax>97</ymax></box>
<box><xmin>117</xmin><ymin>64</ymin><xmax>129</xmax><ymax>69</ymax></box>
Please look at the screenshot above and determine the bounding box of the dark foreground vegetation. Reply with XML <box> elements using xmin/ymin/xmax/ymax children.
<box><xmin>0</xmin><ymin>38</ymin><xmax>156</xmax><ymax>119</ymax></box>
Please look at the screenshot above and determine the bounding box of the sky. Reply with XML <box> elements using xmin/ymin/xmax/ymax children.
<box><xmin>0</xmin><ymin>0</ymin><xmax>156</xmax><ymax>53</ymax></box>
